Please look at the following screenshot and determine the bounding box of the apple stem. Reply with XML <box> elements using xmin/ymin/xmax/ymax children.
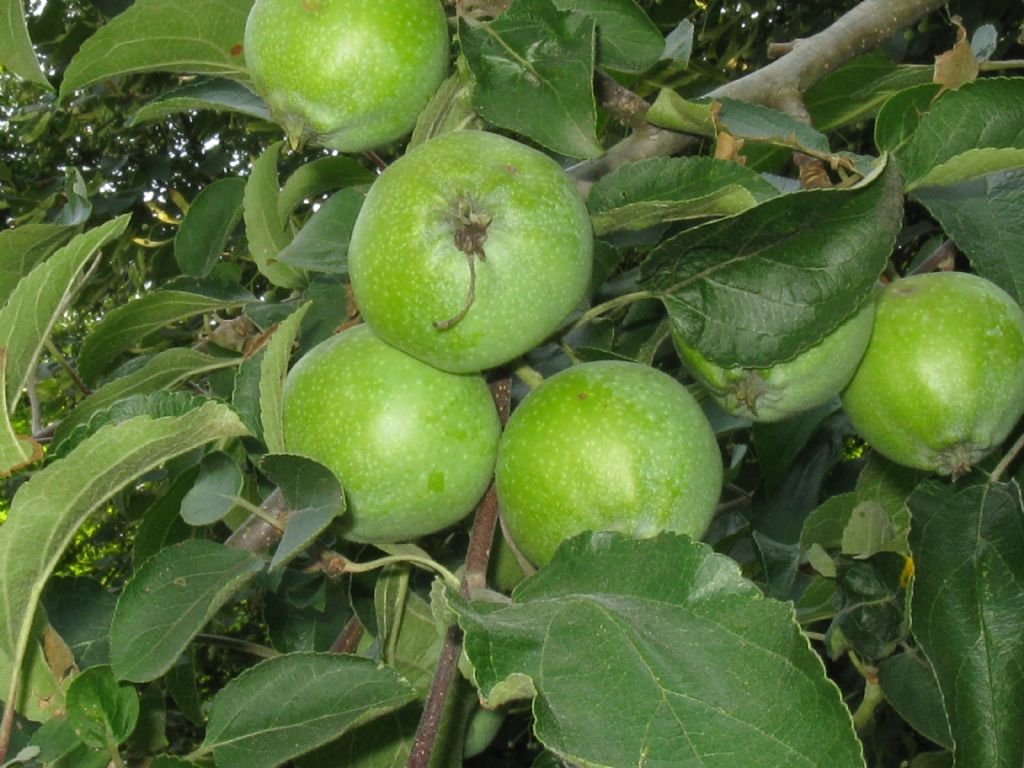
<box><xmin>406</xmin><ymin>379</ymin><xmax>511</xmax><ymax>768</ymax></box>
<box><xmin>991</xmin><ymin>429</ymin><xmax>1024</xmax><ymax>484</ymax></box>
<box><xmin>433</xmin><ymin>250</ymin><xmax>479</xmax><ymax>330</ymax></box>
<box><xmin>559</xmin><ymin>289</ymin><xmax>656</xmax><ymax>339</ymax></box>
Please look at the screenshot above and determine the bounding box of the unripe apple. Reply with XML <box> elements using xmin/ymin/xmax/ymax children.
<box><xmin>673</xmin><ymin>302</ymin><xmax>875</xmax><ymax>422</ymax></box>
<box><xmin>348</xmin><ymin>130</ymin><xmax>594</xmax><ymax>373</ymax></box>
<box><xmin>842</xmin><ymin>272</ymin><xmax>1024</xmax><ymax>476</ymax></box>
<box><xmin>282</xmin><ymin>324</ymin><xmax>500</xmax><ymax>542</ymax></box>
<box><xmin>244</xmin><ymin>0</ymin><xmax>449</xmax><ymax>152</ymax></box>
<box><xmin>495</xmin><ymin>361</ymin><xmax>723</xmax><ymax>566</ymax></box>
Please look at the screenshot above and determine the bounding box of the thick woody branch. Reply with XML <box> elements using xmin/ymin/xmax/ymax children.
<box><xmin>570</xmin><ymin>0</ymin><xmax>948</xmax><ymax>184</ymax></box>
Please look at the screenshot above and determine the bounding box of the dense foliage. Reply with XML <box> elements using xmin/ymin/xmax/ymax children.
<box><xmin>2</xmin><ymin>1</ymin><xmax>1024</xmax><ymax>767</ymax></box>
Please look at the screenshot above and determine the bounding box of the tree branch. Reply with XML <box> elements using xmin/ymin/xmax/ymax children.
<box><xmin>569</xmin><ymin>0</ymin><xmax>948</xmax><ymax>185</ymax></box>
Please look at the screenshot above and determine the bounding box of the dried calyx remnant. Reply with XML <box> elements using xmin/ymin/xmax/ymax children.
<box><xmin>434</xmin><ymin>197</ymin><xmax>492</xmax><ymax>330</ymax></box>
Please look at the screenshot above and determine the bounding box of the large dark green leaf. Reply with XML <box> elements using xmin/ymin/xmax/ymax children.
<box><xmin>896</xmin><ymin>78</ymin><xmax>1024</xmax><ymax>188</ymax></box>
<box><xmin>551</xmin><ymin>0</ymin><xmax>662</xmax><ymax>73</ymax></box>
<box><xmin>452</xmin><ymin>532</ymin><xmax>865</xmax><ymax>767</ymax></box>
<box><xmin>911</xmin><ymin>168</ymin><xmax>1024</xmax><ymax>305</ymax></box>
<box><xmin>908</xmin><ymin>478</ymin><xmax>1024</xmax><ymax>768</ymax></box>
<box><xmin>460</xmin><ymin>0</ymin><xmax>602</xmax><ymax>159</ymax></box>
<box><xmin>640</xmin><ymin>162</ymin><xmax>901</xmax><ymax>367</ymax></box>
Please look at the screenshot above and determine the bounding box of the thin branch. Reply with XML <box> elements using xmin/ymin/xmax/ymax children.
<box><xmin>223</xmin><ymin>487</ymin><xmax>290</xmax><ymax>552</ymax></box>
<box><xmin>991</xmin><ymin>430</ymin><xmax>1024</xmax><ymax>485</ymax></box>
<box><xmin>910</xmin><ymin>239</ymin><xmax>957</xmax><ymax>275</ymax></box>
<box><xmin>194</xmin><ymin>633</ymin><xmax>280</xmax><ymax>659</ymax></box>
<box><xmin>406</xmin><ymin>378</ymin><xmax>512</xmax><ymax>768</ymax></box>
<box><xmin>569</xmin><ymin>0</ymin><xmax>949</xmax><ymax>186</ymax></box>
<box><xmin>46</xmin><ymin>337</ymin><xmax>92</xmax><ymax>397</ymax></box>
<box><xmin>330</xmin><ymin>616</ymin><xmax>365</xmax><ymax>654</ymax></box>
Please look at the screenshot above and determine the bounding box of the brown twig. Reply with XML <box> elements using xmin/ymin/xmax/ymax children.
<box><xmin>406</xmin><ymin>378</ymin><xmax>512</xmax><ymax>768</ymax></box>
<box><xmin>330</xmin><ymin>615</ymin><xmax>366</xmax><ymax>654</ymax></box>
<box><xmin>910</xmin><ymin>239</ymin><xmax>958</xmax><ymax>275</ymax></box>
<box><xmin>569</xmin><ymin>0</ymin><xmax>949</xmax><ymax>187</ymax></box>
<box><xmin>223</xmin><ymin>487</ymin><xmax>290</xmax><ymax>552</ymax></box>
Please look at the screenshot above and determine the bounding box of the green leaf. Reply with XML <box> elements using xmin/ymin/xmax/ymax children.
<box><xmin>260</xmin><ymin>454</ymin><xmax>345</xmax><ymax>571</ymax></box>
<box><xmin>259</xmin><ymin>301</ymin><xmax>310</xmax><ymax>454</ymax></box>
<box><xmin>274</xmin><ymin>189</ymin><xmax>362</xmax><ymax>273</ymax></box>
<box><xmin>640</xmin><ymin>161</ymin><xmax>901</xmax><ymax>367</ymax></box>
<box><xmin>804</xmin><ymin>53</ymin><xmax>932</xmax><ymax>133</ymax></box>
<box><xmin>0</xmin><ymin>0</ymin><xmax>51</xmax><ymax>87</ymax></box>
<box><xmin>60</xmin><ymin>0</ymin><xmax>251</xmax><ymax>97</ymax></box>
<box><xmin>50</xmin><ymin>391</ymin><xmax>212</xmax><ymax>460</ymax></box>
<box><xmin>911</xmin><ymin>168</ymin><xmax>1024</xmax><ymax>305</ymax></box>
<box><xmin>0</xmin><ymin>402</ymin><xmax>248</xmax><ymax>722</ymax></box>
<box><xmin>661</xmin><ymin>18</ymin><xmax>693</xmax><ymax>63</ymax></box>
<box><xmin>715</xmin><ymin>97</ymin><xmax>832</xmax><ymax>156</ymax></box>
<box><xmin>877</xmin><ymin>653</ymin><xmax>952</xmax><ymax>749</ymax></box>
<box><xmin>179</xmin><ymin>451</ymin><xmax>244</xmax><ymax>525</ymax></box>
<box><xmin>0</xmin><ymin>215</ymin><xmax>130</xmax><ymax>411</ymax></box>
<box><xmin>52</xmin><ymin>347</ymin><xmax>240</xmax><ymax>451</ymax></box>
<box><xmin>0</xmin><ymin>223</ymin><xmax>75</xmax><ymax>307</ymax></box>
<box><xmin>647</xmin><ymin>92</ymin><xmax>833</xmax><ymax>157</ymax></box>
<box><xmin>131</xmin><ymin>78</ymin><xmax>270</xmax><ymax>125</ymax></box>
<box><xmin>28</xmin><ymin>716</ymin><xmax>110</xmax><ymax>768</ymax></box>
<box><xmin>459</xmin><ymin>0</ymin><xmax>602</xmax><ymax>159</ymax></box>
<box><xmin>133</xmin><ymin>468</ymin><xmax>199</xmax><ymax>567</ymax></box>
<box><xmin>231</xmin><ymin>347</ymin><xmax>266</xmax><ymax>441</ymax></box>
<box><xmin>908</xmin><ymin>478</ymin><xmax>1024</xmax><ymax>768</ymax></box>
<box><xmin>452</xmin><ymin>532</ymin><xmax>865</xmax><ymax>767</ymax></box>
<box><xmin>277</xmin><ymin>157</ymin><xmax>374</xmax><ymax>222</ymax></box>
<box><xmin>65</xmin><ymin>665</ymin><xmax>139</xmax><ymax>748</ymax></box>
<box><xmin>896</xmin><ymin>78</ymin><xmax>1024</xmax><ymax>188</ymax></box>
<box><xmin>77</xmin><ymin>278</ymin><xmax>253</xmax><ymax>386</ymax></box>
<box><xmin>873</xmin><ymin>83</ymin><xmax>941</xmax><ymax>154</ymax></box>
<box><xmin>409</xmin><ymin>58</ymin><xmax>481</xmax><ymax>149</ymax></box>
<box><xmin>109</xmin><ymin>540</ymin><xmax>263</xmax><ymax>683</ymax></box>
<box><xmin>244</xmin><ymin>141</ymin><xmax>306</xmax><ymax>289</ymax></box>
<box><xmin>551</xmin><ymin>0</ymin><xmax>662</xmax><ymax>73</ymax></box>
<box><xmin>41</xmin><ymin>577</ymin><xmax>117</xmax><ymax>669</ymax></box>
<box><xmin>174</xmin><ymin>177</ymin><xmax>247</xmax><ymax>277</ymax></box>
<box><xmin>908</xmin><ymin>146</ymin><xmax>1024</xmax><ymax>190</ymax></box>
<box><xmin>195</xmin><ymin>652</ymin><xmax>417</xmax><ymax>768</ymax></box>
<box><xmin>0</xmin><ymin>351</ymin><xmax>40</xmax><ymax>476</ymax></box>
<box><xmin>827</xmin><ymin>552</ymin><xmax>908</xmax><ymax>660</ymax></box>
<box><xmin>587</xmin><ymin>156</ymin><xmax>777</xmax><ymax>235</ymax></box>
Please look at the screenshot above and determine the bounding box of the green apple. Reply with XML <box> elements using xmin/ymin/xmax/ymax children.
<box><xmin>495</xmin><ymin>361</ymin><xmax>723</xmax><ymax>566</ymax></box>
<box><xmin>282</xmin><ymin>324</ymin><xmax>500</xmax><ymax>542</ymax></box>
<box><xmin>842</xmin><ymin>272</ymin><xmax>1024</xmax><ymax>476</ymax></box>
<box><xmin>673</xmin><ymin>301</ymin><xmax>875</xmax><ymax>422</ymax></box>
<box><xmin>348</xmin><ymin>130</ymin><xmax>593</xmax><ymax>373</ymax></box>
<box><xmin>243</xmin><ymin>0</ymin><xmax>448</xmax><ymax>152</ymax></box>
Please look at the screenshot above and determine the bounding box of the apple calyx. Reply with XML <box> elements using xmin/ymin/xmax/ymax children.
<box><xmin>935</xmin><ymin>442</ymin><xmax>983</xmax><ymax>481</ymax></box>
<box><xmin>434</xmin><ymin>198</ymin><xmax>492</xmax><ymax>331</ymax></box>
<box><xmin>729</xmin><ymin>371</ymin><xmax>771</xmax><ymax>417</ymax></box>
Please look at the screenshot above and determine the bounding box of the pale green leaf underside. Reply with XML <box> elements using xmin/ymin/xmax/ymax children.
<box><xmin>77</xmin><ymin>280</ymin><xmax>253</xmax><ymax>386</ymax></box>
<box><xmin>0</xmin><ymin>0</ymin><xmax>51</xmax><ymax>87</ymax></box>
<box><xmin>0</xmin><ymin>223</ymin><xmax>76</xmax><ymax>307</ymax></box>
<box><xmin>0</xmin><ymin>216</ymin><xmax>130</xmax><ymax>412</ymax></box>
<box><xmin>131</xmin><ymin>78</ymin><xmax>269</xmax><ymax>125</ymax></box>
<box><xmin>60</xmin><ymin>0</ymin><xmax>252</xmax><ymax>97</ymax></box>
<box><xmin>259</xmin><ymin>302</ymin><xmax>310</xmax><ymax>454</ymax></box>
<box><xmin>0</xmin><ymin>402</ymin><xmax>249</xmax><ymax>719</ymax></box>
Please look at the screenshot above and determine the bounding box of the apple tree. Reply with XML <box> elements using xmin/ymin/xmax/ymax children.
<box><xmin>1</xmin><ymin>0</ymin><xmax>1024</xmax><ymax>766</ymax></box>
